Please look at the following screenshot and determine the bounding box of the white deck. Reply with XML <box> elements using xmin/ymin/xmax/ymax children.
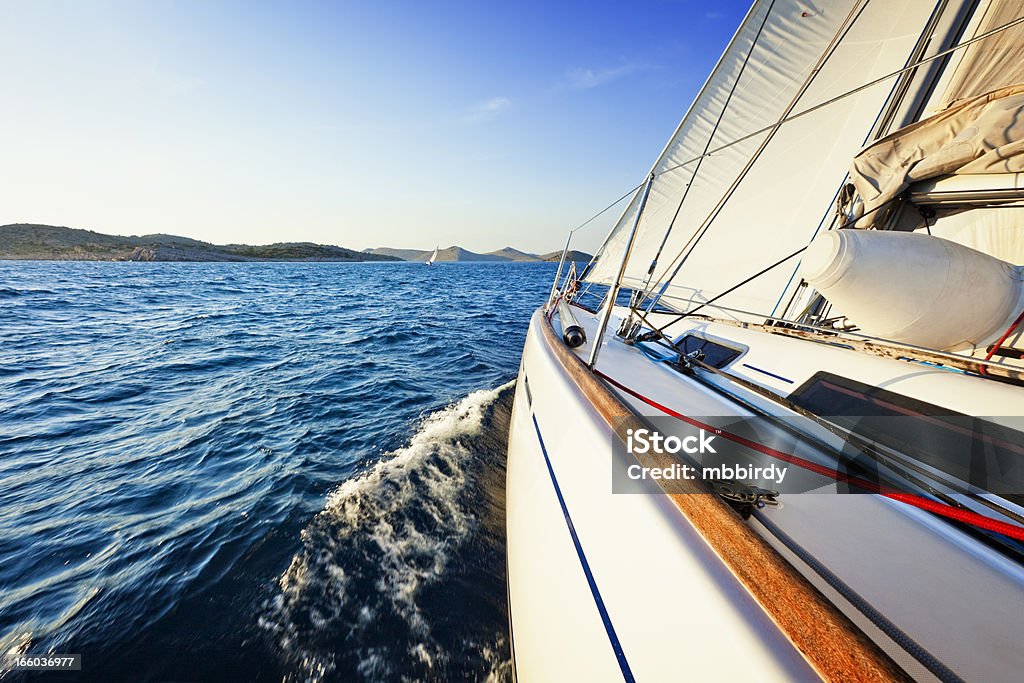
<box><xmin>506</xmin><ymin>304</ymin><xmax>1024</xmax><ymax>682</ymax></box>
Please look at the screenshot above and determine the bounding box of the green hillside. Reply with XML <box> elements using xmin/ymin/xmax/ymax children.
<box><xmin>0</xmin><ymin>224</ymin><xmax>401</xmax><ymax>262</ymax></box>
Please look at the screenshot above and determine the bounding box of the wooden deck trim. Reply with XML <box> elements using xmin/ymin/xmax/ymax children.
<box><xmin>535</xmin><ymin>309</ymin><xmax>912</xmax><ymax>683</ymax></box>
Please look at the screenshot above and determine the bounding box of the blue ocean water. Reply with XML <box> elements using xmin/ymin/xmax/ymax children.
<box><xmin>0</xmin><ymin>260</ymin><xmax>555</xmax><ymax>682</ymax></box>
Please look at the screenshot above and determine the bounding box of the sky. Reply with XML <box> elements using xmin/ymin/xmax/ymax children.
<box><xmin>0</xmin><ymin>0</ymin><xmax>750</xmax><ymax>254</ymax></box>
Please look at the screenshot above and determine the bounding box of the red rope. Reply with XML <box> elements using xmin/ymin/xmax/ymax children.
<box><xmin>979</xmin><ymin>309</ymin><xmax>1024</xmax><ymax>376</ymax></box>
<box><xmin>594</xmin><ymin>369</ymin><xmax>1024</xmax><ymax>542</ymax></box>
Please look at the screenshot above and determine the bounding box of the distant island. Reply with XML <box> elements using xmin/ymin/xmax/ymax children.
<box><xmin>0</xmin><ymin>224</ymin><xmax>399</xmax><ymax>262</ymax></box>
<box><xmin>0</xmin><ymin>224</ymin><xmax>592</xmax><ymax>263</ymax></box>
<box><xmin>364</xmin><ymin>246</ymin><xmax>593</xmax><ymax>263</ymax></box>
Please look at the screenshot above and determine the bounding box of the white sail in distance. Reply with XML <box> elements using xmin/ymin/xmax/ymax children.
<box><xmin>585</xmin><ymin>0</ymin><xmax>962</xmax><ymax>320</ymax></box>
<box><xmin>426</xmin><ymin>246</ymin><xmax>439</xmax><ymax>265</ymax></box>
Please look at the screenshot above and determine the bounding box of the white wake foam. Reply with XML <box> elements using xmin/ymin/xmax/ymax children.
<box><xmin>262</xmin><ymin>382</ymin><xmax>514</xmax><ymax>682</ymax></box>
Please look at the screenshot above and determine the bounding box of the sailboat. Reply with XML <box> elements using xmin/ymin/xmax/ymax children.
<box><xmin>507</xmin><ymin>1</ymin><xmax>1024</xmax><ymax>681</ymax></box>
<box><xmin>426</xmin><ymin>245</ymin><xmax>439</xmax><ymax>265</ymax></box>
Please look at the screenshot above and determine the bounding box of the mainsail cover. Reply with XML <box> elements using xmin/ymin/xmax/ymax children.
<box><xmin>850</xmin><ymin>83</ymin><xmax>1024</xmax><ymax>228</ymax></box>
<box><xmin>584</xmin><ymin>0</ymin><xmax>951</xmax><ymax>318</ymax></box>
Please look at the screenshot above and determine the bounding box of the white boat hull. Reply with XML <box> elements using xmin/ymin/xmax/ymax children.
<box><xmin>506</xmin><ymin>305</ymin><xmax>1024</xmax><ymax>682</ymax></box>
<box><xmin>506</xmin><ymin>310</ymin><xmax>818</xmax><ymax>681</ymax></box>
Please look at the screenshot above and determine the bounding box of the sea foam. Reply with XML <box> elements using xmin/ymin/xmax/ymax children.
<box><xmin>262</xmin><ymin>382</ymin><xmax>515</xmax><ymax>682</ymax></box>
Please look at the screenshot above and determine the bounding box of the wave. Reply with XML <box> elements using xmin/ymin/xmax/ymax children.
<box><xmin>261</xmin><ymin>382</ymin><xmax>516</xmax><ymax>683</ymax></box>
<box><xmin>0</xmin><ymin>286</ymin><xmax>57</xmax><ymax>297</ymax></box>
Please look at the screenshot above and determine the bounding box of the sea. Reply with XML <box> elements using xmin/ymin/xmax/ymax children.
<box><xmin>0</xmin><ymin>260</ymin><xmax>557</xmax><ymax>682</ymax></box>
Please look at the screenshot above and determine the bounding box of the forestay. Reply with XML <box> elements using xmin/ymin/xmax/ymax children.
<box><xmin>585</xmin><ymin>0</ymin><xmax>952</xmax><ymax>319</ymax></box>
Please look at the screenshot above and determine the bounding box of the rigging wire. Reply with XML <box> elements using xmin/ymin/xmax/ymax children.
<box><xmin>568</xmin><ymin>182</ymin><xmax>645</xmax><ymax>235</ymax></box>
<box><xmin>569</xmin><ymin>2</ymin><xmax>770</xmax><ymax>275</ymax></box>
<box><xmin>636</xmin><ymin>0</ymin><xmax>780</xmax><ymax>300</ymax></box>
<box><xmin>567</xmin><ymin>10</ymin><xmax>1024</xmax><ymax>299</ymax></box>
<box><xmin>568</xmin><ymin>181</ymin><xmax>645</xmax><ymax>284</ymax></box>
<box><xmin>652</xmin><ymin>12</ymin><xmax>1024</xmax><ymax>181</ymax></box>
<box><xmin>643</xmin><ymin>193</ymin><xmax>904</xmax><ymax>332</ymax></box>
<box><xmin>639</xmin><ymin>0</ymin><xmax>871</xmax><ymax>314</ymax></box>
<box><xmin>651</xmin><ymin>245</ymin><xmax>806</xmax><ymax>334</ymax></box>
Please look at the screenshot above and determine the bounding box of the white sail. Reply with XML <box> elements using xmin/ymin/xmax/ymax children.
<box><xmin>937</xmin><ymin>0</ymin><xmax>1024</xmax><ymax>109</ymax></box>
<box><xmin>426</xmin><ymin>245</ymin><xmax>439</xmax><ymax>265</ymax></box>
<box><xmin>585</xmin><ymin>0</ymin><xmax>957</xmax><ymax>319</ymax></box>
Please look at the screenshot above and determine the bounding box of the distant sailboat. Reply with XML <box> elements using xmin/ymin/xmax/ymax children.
<box><xmin>426</xmin><ymin>246</ymin><xmax>439</xmax><ymax>266</ymax></box>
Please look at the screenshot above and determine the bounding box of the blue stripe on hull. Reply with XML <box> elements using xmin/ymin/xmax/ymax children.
<box><xmin>531</xmin><ymin>414</ymin><xmax>636</xmax><ymax>683</ymax></box>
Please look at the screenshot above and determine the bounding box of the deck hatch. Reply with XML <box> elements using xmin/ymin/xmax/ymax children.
<box><xmin>674</xmin><ymin>334</ymin><xmax>744</xmax><ymax>369</ymax></box>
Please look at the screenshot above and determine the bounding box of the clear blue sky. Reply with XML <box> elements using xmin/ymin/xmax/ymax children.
<box><xmin>0</xmin><ymin>0</ymin><xmax>750</xmax><ymax>254</ymax></box>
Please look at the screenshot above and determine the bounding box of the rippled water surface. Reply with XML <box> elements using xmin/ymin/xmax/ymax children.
<box><xmin>0</xmin><ymin>261</ymin><xmax>554</xmax><ymax>681</ymax></box>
